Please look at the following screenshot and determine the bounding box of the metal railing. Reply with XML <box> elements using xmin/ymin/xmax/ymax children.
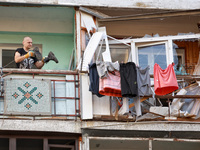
<box><xmin>0</xmin><ymin>68</ymin><xmax>80</xmax><ymax>120</ymax></box>
<box><xmin>51</xmin><ymin>76</ymin><xmax>80</xmax><ymax>119</ymax></box>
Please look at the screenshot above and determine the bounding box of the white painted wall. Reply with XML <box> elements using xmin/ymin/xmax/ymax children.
<box><xmin>80</xmin><ymin>74</ymin><xmax>93</xmax><ymax>120</ymax></box>
<box><xmin>93</xmin><ymin>95</ymin><xmax>110</xmax><ymax>116</ymax></box>
<box><xmin>0</xmin><ymin>0</ymin><xmax>200</xmax><ymax>10</ymax></box>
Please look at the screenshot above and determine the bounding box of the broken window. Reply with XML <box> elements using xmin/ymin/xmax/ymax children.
<box><xmin>137</xmin><ymin>43</ymin><xmax>167</xmax><ymax>74</ymax></box>
<box><xmin>98</xmin><ymin>44</ymin><xmax>130</xmax><ymax>63</ymax></box>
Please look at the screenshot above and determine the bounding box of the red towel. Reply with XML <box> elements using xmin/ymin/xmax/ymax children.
<box><xmin>99</xmin><ymin>70</ymin><xmax>122</xmax><ymax>97</ymax></box>
<box><xmin>154</xmin><ymin>63</ymin><xmax>178</xmax><ymax>95</ymax></box>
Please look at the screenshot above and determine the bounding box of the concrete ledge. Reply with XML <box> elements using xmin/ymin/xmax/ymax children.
<box><xmin>0</xmin><ymin>119</ymin><xmax>82</xmax><ymax>133</ymax></box>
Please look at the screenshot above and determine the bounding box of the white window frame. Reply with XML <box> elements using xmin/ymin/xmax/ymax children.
<box><xmin>134</xmin><ymin>41</ymin><xmax>170</xmax><ymax>67</ymax></box>
<box><xmin>108</xmin><ymin>33</ymin><xmax>200</xmax><ymax>71</ymax></box>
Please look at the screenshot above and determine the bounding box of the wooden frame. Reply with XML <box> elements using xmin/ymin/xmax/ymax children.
<box><xmin>48</xmin><ymin>144</ymin><xmax>74</xmax><ymax>149</ymax></box>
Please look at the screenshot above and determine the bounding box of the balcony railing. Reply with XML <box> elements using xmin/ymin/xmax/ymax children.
<box><xmin>0</xmin><ymin>68</ymin><xmax>80</xmax><ymax>120</ymax></box>
<box><xmin>2</xmin><ymin>68</ymin><xmax>200</xmax><ymax>122</ymax></box>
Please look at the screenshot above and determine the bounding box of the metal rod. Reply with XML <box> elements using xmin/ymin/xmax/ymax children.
<box><xmin>53</xmin><ymin>81</ymin><xmax>56</xmax><ymax>116</ymax></box>
<box><xmin>51</xmin><ymin>79</ymin><xmax>79</xmax><ymax>82</ymax></box>
<box><xmin>74</xmin><ymin>75</ymin><xmax>77</xmax><ymax>121</ymax></box>
<box><xmin>156</xmin><ymin>95</ymin><xmax>200</xmax><ymax>99</ymax></box>
<box><xmin>2</xmin><ymin>68</ymin><xmax>78</xmax><ymax>75</ymax></box>
<box><xmin>51</xmin><ymin>97</ymin><xmax>80</xmax><ymax>100</ymax></box>
<box><xmin>78</xmin><ymin>75</ymin><xmax>81</xmax><ymax>118</ymax></box>
<box><xmin>88</xmin><ymin>137</ymin><xmax>200</xmax><ymax>143</ymax></box>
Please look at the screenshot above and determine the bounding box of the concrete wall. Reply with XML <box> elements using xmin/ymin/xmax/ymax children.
<box><xmin>0</xmin><ymin>0</ymin><xmax>200</xmax><ymax>10</ymax></box>
<box><xmin>0</xmin><ymin>119</ymin><xmax>82</xmax><ymax>133</ymax></box>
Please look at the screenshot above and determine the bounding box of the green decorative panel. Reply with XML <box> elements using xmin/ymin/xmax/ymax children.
<box><xmin>4</xmin><ymin>79</ymin><xmax>51</xmax><ymax>115</ymax></box>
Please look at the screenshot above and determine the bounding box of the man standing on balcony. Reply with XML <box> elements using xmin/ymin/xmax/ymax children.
<box><xmin>14</xmin><ymin>36</ymin><xmax>58</xmax><ymax>69</ymax></box>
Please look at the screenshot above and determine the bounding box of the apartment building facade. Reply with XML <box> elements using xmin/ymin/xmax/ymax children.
<box><xmin>0</xmin><ymin>0</ymin><xmax>199</xmax><ymax>149</ymax></box>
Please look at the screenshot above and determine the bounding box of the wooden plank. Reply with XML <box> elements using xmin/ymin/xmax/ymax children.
<box><xmin>129</xmin><ymin>97</ymin><xmax>149</xmax><ymax>108</ymax></box>
<box><xmin>43</xmin><ymin>138</ymin><xmax>48</xmax><ymax>150</ymax></box>
<box><xmin>174</xmin><ymin>41</ymin><xmax>199</xmax><ymax>74</ymax></box>
<box><xmin>49</xmin><ymin>144</ymin><xmax>74</xmax><ymax>149</ymax></box>
<box><xmin>80</xmin><ymin>74</ymin><xmax>93</xmax><ymax>119</ymax></box>
<box><xmin>150</xmin><ymin>107</ymin><xmax>168</xmax><ymax>117</ymax></box>
<box><xmin>9</xmin><ymin>138</ymin><xmax>16</xmax><ymax>150</ymax></box>
<box><xmin>99</xmin><ymin>10</ymin><xmax>200</xmax><ymax>22</ymax></box>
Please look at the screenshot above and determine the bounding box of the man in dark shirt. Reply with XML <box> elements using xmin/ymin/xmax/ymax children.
<box><xmin>14</xmin><ymin>37</ymin><xmax>58</xmax><ymax>69</ymax></box>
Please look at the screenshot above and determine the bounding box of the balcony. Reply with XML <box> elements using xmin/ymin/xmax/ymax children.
<box><xmin>1</xmin><ymin>68</ymin><xmax>200</xmax><ymax>123</ymax></box>
<box><xmin>0</xmin><ymin>68</ymin><xmax>80</xmax><ymax>120</ymax></box>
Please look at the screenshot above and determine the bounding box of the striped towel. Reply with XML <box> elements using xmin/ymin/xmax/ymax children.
<box><xmin>99</xmin><ymin>70</ymin><xmax>122</xmax><ymax>97</ymax></box>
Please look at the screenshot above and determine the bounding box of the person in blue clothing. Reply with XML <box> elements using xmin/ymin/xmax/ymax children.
<box><xmin>14</xmin><ymin>37</ymin><xmax>58</xmax><ymax>69</ymax></box>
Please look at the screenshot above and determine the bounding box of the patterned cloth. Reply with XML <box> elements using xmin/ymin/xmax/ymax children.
<box><xmin>99</xmin><ymin>70</ymin><xmax>122</xmax><ymax>97</ymax></box>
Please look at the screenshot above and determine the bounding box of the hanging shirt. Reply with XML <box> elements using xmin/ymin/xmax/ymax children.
<box><xmin>99</xmin><ymin>70</ymin><xmax>122</xmax><ymax>97</ymax></box>
<box><xmin>88</xmin><ymin>63</ymin><xmax>104</xmax><ymax>97</ymax></box>
<box><xmin>120</xmin><ymin>62</ymin><xmax>138</xmax><ymax>97</ymax></box>
<box><xmin>137</xmin><ymin>66</ymin><xmax>152</xmax><ymax>96</ymax></box>
<box><xmin>154</xmin><ymin>63</ymin><xmax>178</xmax><ymax>95</ymax></box>
<box><xmin>96</xmin><ymin>61</ymin><xmax>120</xmax><ymax>78</ymax></box>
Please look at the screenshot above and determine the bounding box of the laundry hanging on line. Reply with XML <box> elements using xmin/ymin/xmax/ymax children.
<box><xmin>120</xmin><ymin>62</ymin><xmax>138</xmax><ymax>97</ymax></box>
<box><xmin>154</xmin><ymin>63</ymin><xmax>178</xmax><ymax>95</ymax></box>
<box><xmin>88</xmin><ymin>63</ymin><xmax>104</xmax><ymax>97</ymax></box>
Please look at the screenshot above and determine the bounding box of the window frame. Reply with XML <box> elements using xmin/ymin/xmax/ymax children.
<box><xmin>0</xmin><ymin>46</ymin><xmax>17</xmax><ymax>68</ymax></box>
<box><xmin>134</xmin><ymin>41</ymin><xmax>169</xmax><ymax>72</ymax></box>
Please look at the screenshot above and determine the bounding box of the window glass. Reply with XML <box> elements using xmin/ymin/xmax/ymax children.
<box><xmin>0</xmin><ymin>138</ymin><xmax>9</xmax><ymax>150</ymax></box>
<box><xmin>110</xmin><ymin>47</ymin><xmax>130</xmax><ymax>63</ymax></box>
<box><xmin>173</xmin><ymin>48</ymin><xmax>187</xmax><ymax>75</ymax></box>
<box><xmin>17</xmin><ymin>139</ymin><xmax>43</xmax><ymax>150</ymax></box>
<box><xmin>2</xmin><ymin>49</ymin><xmax>16</xmax><ymax>68</ymax></box>
<box><xmin>98</xmin><ymin>45</ymin><xmax>130</xmax><ymax>63</ymax></box>
<box><xmin>138</xmin><ymin>44</ymin><xmax>166</xmax><ymax>74</ymax></box>
<box><xmin>138</xmin><ymin>54</ymin><xmax>148</xmax><ymax>69</ymax></box>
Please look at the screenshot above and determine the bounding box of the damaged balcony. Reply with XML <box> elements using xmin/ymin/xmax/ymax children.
<box><xmin>0</xmin><ymin>68</ymin><xmax>80</xmax><ymax>120</ymax></box>
<box><xmin>79</xmin><ymin>31</ymin><xmax>200</xmax><ymax>123</ymax></box>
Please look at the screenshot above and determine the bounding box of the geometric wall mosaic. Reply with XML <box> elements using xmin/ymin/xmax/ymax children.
<box><xmin>4</xmin><ymin>78</ymin><xmax>51</xmax><ymax>115</ymax></box>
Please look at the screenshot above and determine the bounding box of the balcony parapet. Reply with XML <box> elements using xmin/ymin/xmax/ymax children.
<box><xmin>2</xmin><ymin>68</ymin><xmax>78</xmax><ymax>76</ymax></box>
